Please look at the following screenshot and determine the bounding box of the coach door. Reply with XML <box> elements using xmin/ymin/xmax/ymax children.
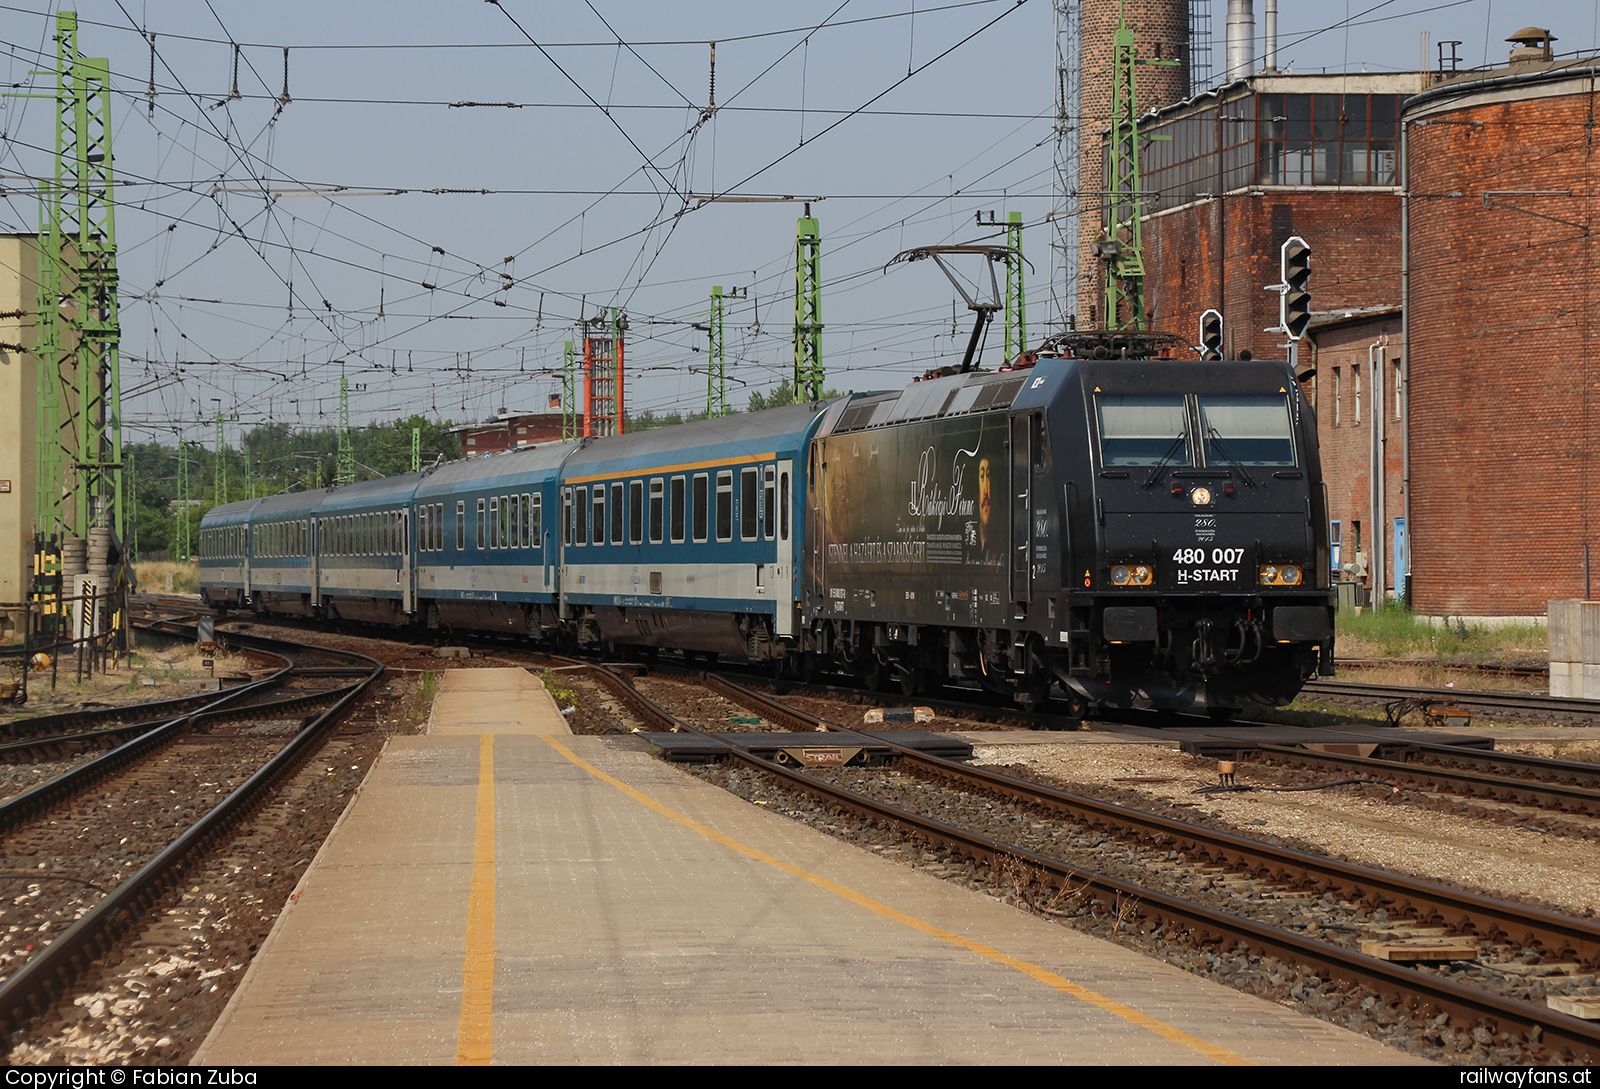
<box><xmin>401</xmin><ymin>509</ymin><xmax>415</xmax><ymax>613</ymax></box>
<box><xmin>774</xmin><ymin>458</ymin><xmax>796</xmax><ymax>637</ymax></box>
<box><xmin>309</xmin><ymin>517</ymin><xmax>320</xmax><ymax>606</ymax></box>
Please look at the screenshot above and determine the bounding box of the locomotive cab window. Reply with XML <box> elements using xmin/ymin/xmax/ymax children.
<box><xmin>1197</xmin><ymin>395</ymin><xmax>1297</xmax><ymax>466</ymax></box>
<box><xmin>1096</xmin><ymin>395</ymin><xmax>1193</xmax><ymax>467</ymax></box>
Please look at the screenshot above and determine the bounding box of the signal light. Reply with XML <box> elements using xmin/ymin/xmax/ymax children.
<box><xmin>1280</xmin><ymin>236</ymin><xmax>1311</xmax><ymax>341</ymax></box>
<box><xmin>1198</xmin><ymin>309</ymin><xmax>1223</xmax><ymax>360</ymax></box>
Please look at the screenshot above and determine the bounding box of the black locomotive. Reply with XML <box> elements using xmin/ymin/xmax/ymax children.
<box><xmin>801</xmin><ymin>340</ymin><xmax>1333</xmax><ymax>718</ymax></box>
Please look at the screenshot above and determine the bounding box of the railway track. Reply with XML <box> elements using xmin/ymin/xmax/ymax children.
<box><xmin>586</xmin><ymin>663</ymin><xmax>1600</xmax><ymax>1061</ymax></box>
<box><xmin>0</xmin><ymin>621</ymin><xmax>383</xmax><ymax>1038</ymax></box>
<box><xmin>1302</xmin><ymin>678</ymin><xmax>1600</xmax><ymax>724</ymax></box>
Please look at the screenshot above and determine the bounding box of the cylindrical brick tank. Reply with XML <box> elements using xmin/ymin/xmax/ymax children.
<box><xmin>1403</xmin><ymin>56</ymin><xmax>1600</xmax><ymax>617</ymax></box>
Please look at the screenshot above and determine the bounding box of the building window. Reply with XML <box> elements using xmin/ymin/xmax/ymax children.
<box><xmin>1333</xmin><ymin>368</ymin><xmax>1342</xmax><ymax>427</ymax></box>
<box><xmin>1353</xmin><ymin>364</ymin><xmax>1362</xmax><ymax>425</ymax></box>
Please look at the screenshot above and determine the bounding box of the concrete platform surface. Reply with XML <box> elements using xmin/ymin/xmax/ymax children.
<box><xmin>427</xmin><ymin>667</ymin><xmax>571</xmax><ymax>735</ymax></box>
<box><xmin>195</xmin><ymin>676</ymin><xmax>1423</xmax><ymax>1065</ymax></box>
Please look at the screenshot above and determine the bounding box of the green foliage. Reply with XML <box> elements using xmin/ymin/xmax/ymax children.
<box><xmin>123</xmin><ymin>415</ymin><xmax>460</xmax><ymax>558</ymax></box>
<box><xmin>1335</xmin><ymin>607</ymin><xmax>1545</xmax><ymax>659</ymax></box>
<box><xmin>747</xmin><ymin>378</ymin><xmax>839</xmax><ymax>413</ymax></box>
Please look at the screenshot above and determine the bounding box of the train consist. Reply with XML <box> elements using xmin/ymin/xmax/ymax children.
<box><xmin>200</xmin><ymin>348</ymin><xmax>1333</xmax><ymax>718</ymax></box>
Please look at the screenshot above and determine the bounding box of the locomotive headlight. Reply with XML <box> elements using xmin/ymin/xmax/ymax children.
<box><xmin>1261</xmin><ymin>565</ymin><xmax>1278</xmax><ymax>584</ymax></box>
<box><xmin>1110</xmin><ymin>564</ymin><xmax>1153</xmax><ymax>587</ymax></box>
<box><xmin>1259</xmin><ymin>564</ymin><xmax>1304</xmax><ymax>587</ymax></box>
<box><xmin>1280</xmin><ymin>565</ymin><xmax>1302</xmax><ymax>585</ymax></box>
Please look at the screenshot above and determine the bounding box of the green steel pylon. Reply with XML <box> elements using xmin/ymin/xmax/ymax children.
<box><xmin>562</xmin><ymin>340</ymin><xmax>577</xmax><ymax>440</ymax></box>
<box><xmin>411</xmin><ymin>427</ymin><xmax>420</xmax><ymax>472</ymax></box>
<box><xmin>793</xmin><ymin>215</ymin><xmax>823</xmax><ymax>403</ymax></box>
<box><xmin>214</xmin><ymin>411</ymin><xmax>225</xmax><ymax>503</ymax></box>
<box><xmin>336</xmin><ymin>364</ymin><xmax>355</xmax><ymax>485</ymax></box>
<box><xmin>177</xmin><ymin>440</ymin><xmax>190</xmax><ymax>561</ymax></box>
<box><xmin>1100</xmin><ymin>8</ymin><xmax>1174</xmax><ymax>331</ymax></box>
<box><xmin>1004</xmin><ymin>212</ymin><xmax>1026</xmax><ymax>360</ymax></box>
<box><xmin>708</xmin><ymin>286</ymin><xmax>728</xmax><ymax>417</ymax></box>
<box><xmin>25</xmin><ymin>11</ymin><xmax>123</xmax><ymax>542</ymax></box>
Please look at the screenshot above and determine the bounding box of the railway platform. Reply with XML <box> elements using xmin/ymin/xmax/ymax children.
<box><xmin>195</xmin><ymin>668</ymin><xmax>1418</xmax><ymax>1065</ymax></box>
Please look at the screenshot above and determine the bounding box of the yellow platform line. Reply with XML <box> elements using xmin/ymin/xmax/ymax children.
<box><xmin>539</xmin><ymin>736</ymin><xmax>1253</xmax><ymax>1066</ymax></box>
<box><xmin>457</xmin><ymin>734</ymin><xmax>496</xmax><ymax>1065</ymax></box>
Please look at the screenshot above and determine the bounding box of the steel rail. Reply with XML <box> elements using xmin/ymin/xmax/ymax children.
<box><xmin>591</xmin><ymin>665</ymin><xmax>1600</xmax><ymax>1060</ymax></box>
<box><xmin>1303</xmin><ymin>679</ymin><xmax>1600</xmax><ymax>721</ymax></box>
<box><xmin>0</xmin><ymin>633</ymin><xmax>385</xmax><ymax>1036</ymax></box>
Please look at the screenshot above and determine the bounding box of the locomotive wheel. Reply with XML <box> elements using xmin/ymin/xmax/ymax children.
<box><xmin>862</xmin><ymin>657</ymin><xmax>888</xmax><ymax>692</ymax></box>
<box><xmin>897</xmin><ymin>667</ymin><xmax>919</xmax><ymax>697</ymax></box>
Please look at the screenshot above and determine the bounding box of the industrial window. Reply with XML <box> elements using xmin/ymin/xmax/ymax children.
<box><xmin>489</xmin><ymin>497</ymin><xmax>500</xmax><ymax>549</ymax></box>
<box><xmin>629</xmin><ymin>481</ymin><xmax>644</xmax><ymax>544</ymax></box>
<box><xmin>670</xmin><ymin>476</ymin><xmax>686</xmax><ymax>543</ymax></box>
<box><xmin>763</xmin><ymin>466</ymin><xmax>776</xmax><ymax>540</ymax></box>
<box><xmin>741</xmin><ymin>468</ymin><xmax>758</xmax><ymax>541</ymax></box>
<box><xmin>649</xmin><ymin>479</ymin><xmax>664</xmax><ymax>544</ymax></box>
<box><xmin>1332</xmin><ymin>368</ymin><xmax>1342</xmax><ymax>427</ymax></box>
<box><xmin>692</xmin><ymin>474</ymin><xmax>708</xmax><ymax>543</ymax></box>
<box><xmin>591</xmin><ymin>487</ymin><xmax>604</xmax><ymax>547</ymax></box>
<box><xmin>717</xmin><ymin>471</ymin><xmax>733</xmax><ymax>542</ymax></box>
<box><xmin>457</xmin><ymin>501</ymin><xmax>466</xmax><ymax>551</ymax></box>
<box><xmin>1395</xmin><ymin>361</ymin><xmax>1404</xmax><ymax>420</ymax></box>
<box><xmin>610</xmin><ymin>482</ymin><xmax>623</xmax><ymax>544</ymax></box>
<box><xmin>1353</xmin><ymin>365</ymin><xmax>1362</xmax><ymax>425</ymax></box>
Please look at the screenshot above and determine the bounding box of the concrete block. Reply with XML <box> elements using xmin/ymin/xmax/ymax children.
<box><xmin>1550</xmin><ymin>660</ymin><xmax>1571</xmax><ymax>698</ymax></box>
<box><xmin>1582</xmin><ymin>602</ymin><xmax>1600</xmax><ymax>666</ymax></box>
<box><xmin>1548</xmin><ymin>599</ymin><xmax>1577</xmax><ymax>663</ymax></box>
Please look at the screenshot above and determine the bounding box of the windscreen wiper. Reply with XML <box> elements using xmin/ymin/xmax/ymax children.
<box><xmin>1141</xmin><ymin>433</ymin><xmax>1189</xmax><ymax>488</ymax></box>
<box><xmin>1205</xmin><ymin>428</ymin><xmax>1257</xmax><ymax>487</ymax></box>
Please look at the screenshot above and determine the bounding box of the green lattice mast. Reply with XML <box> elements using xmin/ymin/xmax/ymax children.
<box><xmin>336</xmin><ymin>364</ymin><xmax>355</xmax><ymax>485</ymax></box>
<box><xmin>1100</xmin><ymin>7</ymin><xmax>1174</xmax><ymax>330</ymax></box>
<box><xmin>562</xmin><ymin>340</ymin><xmax>577</xmax><ymax>440</ymax></box>
<box><xmin>707</xmin><ymin>286</ymin><xmax>727</xmax><ymax>417</ymax></box>
<box><xmin>28</xmin><ymin>11</ymin><xmax>122</xmax><ymax>541</ymax></box>
<box><xmin>1004</xmin><ymin>212</ymin><xmax>1026</xmax><ymax>359</ymax></box>
<box><xmin>793</xmin><ymin>213</ymin><xmax>823</xmax><ymax>402</ymax></box>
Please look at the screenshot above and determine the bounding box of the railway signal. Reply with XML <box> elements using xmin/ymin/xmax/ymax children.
<box><xmin>1198</xmin><ymin>309</ymin><xmax>1223</xmax><ymax>360</ymax></box>
<box><xmin>1280</xmin><ymin>236</ymin><xmax>1312</xmax><ymax>341</ymax></box>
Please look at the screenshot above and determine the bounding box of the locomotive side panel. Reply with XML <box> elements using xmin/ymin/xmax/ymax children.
<box><xmin>813</xmin><ymin>411</ymin><xmax>1010</xmax><ymax>630</ymax></box>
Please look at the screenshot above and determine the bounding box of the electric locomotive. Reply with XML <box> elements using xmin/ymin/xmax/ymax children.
<box><xmin>802</xmin><ymin>344</ymin><xmax>1332</xmax><ymax>716</ymax></box>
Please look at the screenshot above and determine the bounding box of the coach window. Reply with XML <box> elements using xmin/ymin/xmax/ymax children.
<box><xmin>693</xmin><ymin>474</ymin><xmax>709</xmax><ymax>543</ymax></box>
<box><xmin>500</xmin><ymin>495</ymin><xmax>511</xmax><ymax>547</ymax></box>
<box><xmin>649</xmin><ymin>479</ymin><xmax>664</xmax><ymax>543</ymax></box>
<box><xmin>561</xmin><ymin>488</ymin><xmax>572</xmax><ymax>546</ymax></box>
<box><xmin>629</xmin><ymin>481</ymin><xmax>644</xmax><ymax>544</ymax></box>
<box><xmin>574</xmin><ymin>487</ymin><xmax>588</xmax><ymax>546</ymax></box>
<box><xmin>763</xmin><ymin>466</ymin><xmax>776</xmax><ymax>540</ymax></box>
<box><xmin>610</xmin><ymin>482</ymin><xmax>623</xmax><ymax>544</ymax></box>
<box><xmin>740</xmin><ymin>467</ymin><xmax>758</xmax><ymax>541</ymax></box>
<box><xmin>528</xmin><ymin>495</ymin><xmax>542</xmax><ymax>549</ymax></box>
<box><xmin>670</xmin><ymin>477</ymin><xmax>686</xmax><ymax>543</ymax></box>
<box><xmin>476</xmin><ymin>498</ymin><xmax>487</xmax><ymax>550</ymax></box>
<box><xmin>489</xmin><ymin>497</ymin><xmax>500</xmax><ymax>549</ymax></box>
<box><xmin>508</xmin><ymin>495</ymin><xmax>519</xmax><ymax>548</ymax></box>
<box><xmin>456</xmin><ymin>502</ymin><xmax>466</xmax><ymax>551</ymax></box>
<box><xmin>419</xmin><ymin>506</ymin><xmax>430</xmax><ymax>552</ymax></box>
<box><xmin>716</xmin><ymin>471</ymin><xmax>733</xmax><ymax>542</ymax></box>
<box><xmin>592</xmin><ymin>486</ymin><xmax>605</xmax><ymax>547</ymax></box>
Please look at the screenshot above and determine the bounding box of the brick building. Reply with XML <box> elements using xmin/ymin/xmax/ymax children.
<box><xmin>1403</xmin><ymin>48</ymin><xmax>1600</xmax><ymax>617</ymax></box>
<box><xmin>1127</xmin><ymin>72</ymin><xmax>1420</xmax><ymax>359</ymax></box>
<box><xmin>449</xmin><ymin>412</ymin><xmax>571</xmax><ymax>456</ymax></box>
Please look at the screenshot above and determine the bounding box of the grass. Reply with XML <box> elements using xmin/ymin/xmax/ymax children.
<box><xmin>133</xmin><ymin>560</ymin><xmax>200</xmax><ymax>594</ymax></box>
<box><xmin>541</xmin><ymin>668</ymin><xmax>577</xmax><ymax>707</ymax></box>
<box><xmin>1336</xmin><ymin>607</ymin><xmax>1546</xmax><ymax>661</ymax></box>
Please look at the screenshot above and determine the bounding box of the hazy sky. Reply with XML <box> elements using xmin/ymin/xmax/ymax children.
<box><xmin>1</xmin><ymin>0</ymin><xmax>1592</xmax><ymax>449</ymax></box>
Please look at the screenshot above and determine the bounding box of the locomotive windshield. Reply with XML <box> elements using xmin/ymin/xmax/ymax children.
<box><xmin>1197</xmin><ymin>395</ymin><xmax>1296</xmax><ymax>466</ymax></box>
<box><xmin>1096</xmin><ymin>395</ymin><xmax>1192</xmax><ymax>467</ymax></box>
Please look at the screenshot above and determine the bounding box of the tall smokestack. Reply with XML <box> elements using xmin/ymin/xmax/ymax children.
<box><xmin>1225</xmin><ymin>0</ymin><xmax>1256</xmax><ymax>80</ymax></box>
<box><xmin>1264</xmin><ymin>0</ymin><xmax>1277</xmax><ymax>72</ymax></box>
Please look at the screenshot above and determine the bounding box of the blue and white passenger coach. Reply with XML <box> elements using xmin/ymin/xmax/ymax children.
<box><xmin>556</xmin><ymin>405</ymin><xmax>825</xmax><ymax>661</ymax></box>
